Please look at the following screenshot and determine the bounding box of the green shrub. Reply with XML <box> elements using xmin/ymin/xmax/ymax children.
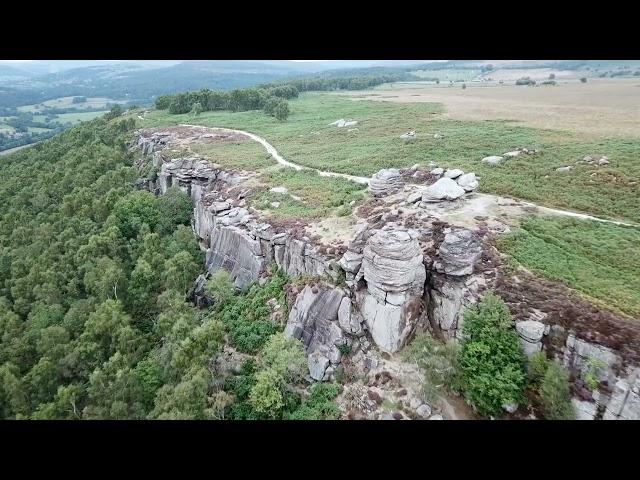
<box><xmin>284</xmin><ymin>383</ymin><xmax>341</xmax><ymax>420</ymax></box>
<box><xmin>248</xmin><ymin>333</ymin><xmax>307</xmax><ymax>418</ymax></box>
<box><xmin>584</xmin><ymin>358</ymin><xmax>606</xmax><ymax>391</ymax></box>
<box><xmin>205</xmin><ymin>270</ymin><xmax>235</xmax><ymax>306</ymax></box>
<box><xmin>527</xmin><ymin>351</ymin><xmax>549</xmax><ymax>385</ymax></box>
<box><xmin>539</xmin><ymin>361</ymin><xmax>575</xmax><ymax>420</ymax></box>
<box><xmin>404</xmin><ymin>332</ymin><xmax>458</xmax><ymax>403</ymax></box>
<box><xmin>457</xmin><ymin>293</ymin><xmax>526</xmax><ymax>417</ymax></box>
<box><xmin>216</xmin><ymin>271</ymin><xmax>288</xmax><ymax>353</ymax></box>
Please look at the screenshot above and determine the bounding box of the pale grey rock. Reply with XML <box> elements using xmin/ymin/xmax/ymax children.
<box><xmin>211</xmin><ymin>201</ymin><xmax>231</xmax><ymax>213</ymax></box>
<box><xmin>337</xmin><ymin>297</ymin><xmax>363</xmax><ymax>336</ymax></box>
<box><xmin>429</xmin><ymin>414</ymin><xmax>444</xmax><ymax>420</ymax></box>
<box><xmin>430</xmin><ymin>167</ymin><xmax>444</xmax><ymax>176</ymax></box>
<box><xmin>370</xmin><ymin>168</ymin><xmax>403</xmax><ymax>197</ymax></box>
<box><xmin>556</xmin><ymin>166</ymin><xmax>573</xmax><ymax>172</ymax></box>
<box><xmin>503</xmin><ymin>150</ymin><xmax>521</xmax><ymax>157</ymax></box>
<box><xmin>416</xmin><ymin>404</ymin><xmax>432</xmax><ymax>418</ymax></box>
<box><xmin>503</xmin><ymin>402</ymin><xmax>518</xmax><ymax>414</ymax></box>
<box><xmin>338</xmin><ymin>250</ymin><xmax>363</xmax><ymax>274</ymax></box>
<box><xmin>422</xmin><ymin>177</ymin><xmax>466</xmax><ymax>202</ymax></box>
<box><xmin>482</xmin><ymin>155</ymin><xmax>503</xmax><ymax>165</ymax></box>
<box><xmin>269</xmin><ymin>186</ymin><xmax>289</xmax><ymax>195</ymax></box>
<box><xmin>516</xmin><ymin>320</ymin><xmax>545</xmax><ymax>357</ymax></box>
<box><xmin>406</xmin><ymin>190</ymin><xmax>424</xmax><ymax>204</ymax></box>
<box><xmin>308</xmin><ymin>351</ymin><xmax>331</xmax><ymax>381</ymax></box>
<box><xmin>400</xmin><ymin>131</ymin><xmax>416</xmax><ymax>139</ymax></box>
<box><xmin>434</xmin><ymin>229</ymin><xmax>482</xmax><ymax>276</ymax></box>
<box><xmin>343</xmin><ymin>120</ymin><xmax>358</xmax><ymax>127</ymax></box>
<box><xmin>603</xmin><ymin>370</ymin><xmax>640</xmax><ymax>420</ymax></box>
<box><xmin>206</xmin><ymin>225</ymin><xmax>265</xmax><ymax>290</ymax></box>
<box><xmin>572</xmin><ymin>398</ymin><xmax>598</xmax><ymax>420</ymax></box>
<box><xmin>456</xmin><ymin>172</ymin><xmax>479</xmax><ymax>192</ymax></box>
<box><xmin>358</xmin><ymin>228</ymin><xmax>426</xmax><ymax>352</ymax></box>
<box><xmin>284</xmin><ymin>284</ymin><xmax>346</xmax><ymax>379</ymax></box>
<box><xmin>444</xmin><ymin>168</ymin><xmax>464</xmax><ymax>179</ymax></box>
<box><xmin>329</xmin><ymin>119</ymin><xmax>346</xmax><ymax>127</ymax></box>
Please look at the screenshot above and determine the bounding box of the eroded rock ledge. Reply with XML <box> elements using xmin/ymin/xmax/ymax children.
<box><xmin>132</xmin><ymin>127</ymin><xmax>640</xmax><ymax>420</ymax></box>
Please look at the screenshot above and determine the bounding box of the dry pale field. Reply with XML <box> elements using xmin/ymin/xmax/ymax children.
<box><xmin>339</xmin><ymin>78</ymin><xmax>640</xmax><ymax>138</ymax></box>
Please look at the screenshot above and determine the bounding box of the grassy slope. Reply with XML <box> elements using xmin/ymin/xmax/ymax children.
<box><xmin>141</xmin><ymin>93</ymin><xmax>640</xmax><ymax>223</ymax></box>
<box><xmin>498</xmin><ymin>216</ymin><xmax>640</xmax><ymax>318</ymax></box>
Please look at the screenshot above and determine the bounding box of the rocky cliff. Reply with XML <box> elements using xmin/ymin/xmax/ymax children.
<box><xmin>132</xmin><ymin>127</ymin><xmax>640</xmax><ymax>420</ymax></box>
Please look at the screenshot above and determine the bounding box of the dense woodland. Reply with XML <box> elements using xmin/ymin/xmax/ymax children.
<box><xmin>0</xmin><ymin>110</ymin><xmax>341</xmax><ymax>419</ymax></box>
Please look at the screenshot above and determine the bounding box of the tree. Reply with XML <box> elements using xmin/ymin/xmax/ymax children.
<box><xmin>163</xmin><ymin>251</ymin><xmax>200</xmax><ymax>295</ymax></box>
<box><xmin>457</xmin><ymin>293</ymin><xmax>526</xmax><ymax>417</ymax></box>
<box><xmin>190</xmin><ymin>102</ymin><xmax>203</xmax><ymax>116</ymax></box>
<box><xmin>549</xmin><ymin>73</ymin><xmax>556</xmax><ymax>80</ymax></box>
<box><xmin>273</xmin><ymin>100</ymin><xmax>290</xmax><ymax>121</ymax></box>
<box><xmin>110</xmin><ymin>191</ymin><xmax>161</xmax><ymax>238</ymax></box>
<box><xmin>539</xmin><ymin>361</ymin><xmax>575</xmax><ymax>420</ymax></box>
<box><xmin>205</xmin><ymin>270</ymin><xmax>235</xmax><ymax>306</ymax></box>
<box><xmin>462</xmin><ymin>83</ymin><xmax>467</xmax><ymax>90</ymax></box>
<box><xmin>580</xmin><ymin>77</ymin><xmax>588</xmax><ymax>83</ymax></box>
<box><xmin>156</xmin><ymin>187</ymin><xmax>193</xmax><ymax>235</ymax></box>
<box><xmin>249</xmin><ymin>333</ymin><xmax>306</xmax><ymax>417</ymax></box>
<box><xmin>263</xmin><ymin>96</ymin><xmax>280</xmax><ymax>116</ymax></box>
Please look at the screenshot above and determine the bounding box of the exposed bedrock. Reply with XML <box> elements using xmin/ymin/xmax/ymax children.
<box><xmin>284</xmin><ymin>284</ymin><xmax>354</xmax><ymax>381</ymax></box>
<box><xmin>356</xmin><ymin>227</ymin><xmax>426</xmax><ymax>353</ymax></box>
<box><xmin>370</xmin><ymin>169</ymin><xmax>403</xmax><ymax>197</ymax></box>
<box><xmin>133</xmin><ymin>130</ymin><xmax>640</xmax><ymax>418</ymax></box>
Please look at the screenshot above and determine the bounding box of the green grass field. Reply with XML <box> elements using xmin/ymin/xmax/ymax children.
<box><xmin>498</xmin><ymin>216</ymin><xmax>640</xmax><ymax>318</ymax></box>
<box><xmin>141</xmin><ymin>93</ymin><xmax>640</xmax><ymax>223</ymax></box>
<box><xmin>55</xmin><ymin>111</ymin><xmax>109</xmax><ymax>123</ymax></box>
<box><xmin>17</xmin><ymin>97</ymin><xmax>124</xmax><ymax>113</ymax></box>
<box><xmin>27</xmin><ymin>126</ymin><xmax>52</xmax><ymax>133</ymax></box>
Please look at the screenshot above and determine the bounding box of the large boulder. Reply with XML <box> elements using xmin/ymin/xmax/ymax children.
<box><xmin>434</xmin><ymin>229</ymin><xmax>482</xmax><ymax>276</ymax></box>
<box><xmin>516</xmin><ymin>320</ymin><xmax>546</xmax><ymax>357</ymax></box>
<box><xmin>358</xmin><ymin>228</ymin><xmax>426</xmax><ymax>352</ymax></box>
<box><xmin>456</xmin><ymin>172</ymin><xmax>479</xmax><ymax>192</ymax></box>
<box><xmin>421</xmin><ymin>177</ymin><xmax>466</xmax><ymax>202</ymax></box>
<box><xmin>370</xmin><ymin>169</ymin><xmax>403</xmax><ymax>197</ymax></box>
<box><xmin>284</xmin><ymin>284</ymin><xmax>347</xmax><ymax>380</ymax></box>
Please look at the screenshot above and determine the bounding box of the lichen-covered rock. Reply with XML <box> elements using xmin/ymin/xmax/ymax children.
<box><xmin>456</xmin><ymin>172</ymin><xmax>479</xmax><ymax>192</ymax></box>
<box><xmin>434</xmin><ymin>229</ymin><xmax>482</xmax><ymax>276</ymax></box>
<box><xmin>370</xmin><ymin>168</ymin><xmax>403</xmax><ymax>197</ymax></box>
<box><xmin>421</xmin><ymin>177</ymin><xmax>466</xmax><ymax>202</ymax></box>
<box><xmin>358</xmin><ymin>229</ymin><xmax>426</xmax><ymax>352</ymax></box>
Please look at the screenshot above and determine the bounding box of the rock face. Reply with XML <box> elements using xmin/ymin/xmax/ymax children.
<box><xmin>429</xmin><ymin>229</ymin><xmax>484</xmax><ymax>339</ymax></box>
<box><xmin>421</xmin><ymin>177</ymin><xmax>466</xmax><ymax>202</ymax></box>
<box><xmin>370</xmin><ymin>169</ymin><xmax>403</xmax><ymax>197</ymax></box>
<box><xmin>206</xmin><ymin>225</ymin><xmax>265</xmax><ymax>290</ymax></box>
<box><xmin>357</xmin><ymin>228</ymin><xmax>426</xmax><ymax>353</ymax></box>
<box><xmin>284</xmin><ymin>284</ymin><xmax>347</xmax><ymax>381</ymax></box>
<box><xmin>516</xmin><ymin>320</ymin><xmax>546</xmax><ymax>357</ymax></box>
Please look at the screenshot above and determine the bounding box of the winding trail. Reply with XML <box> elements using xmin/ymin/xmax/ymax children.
<box><xmin>180</xmin><ymin>124</ymin><xmax>371</xmax><ymax>185</ymax></box>
<box><xmin>179</xmin><ymin>124</ymin><xmax>638</xmax><ymax>228</ymax></box>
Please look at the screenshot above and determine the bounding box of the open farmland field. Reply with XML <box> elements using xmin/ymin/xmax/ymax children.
<box><xmin>17</xmin><ymin>96</ymin><xmax>126</xmax><ymax>112</ymax></box>
<box><xmin>140</xmin><ymin>91</ymin><xmax>640</xmax><ymax>223</ymax></box>
<box><xmin>55</xmin><ymin>110</ymin><xmax>109</xmax><ymax>123</ymax></box>
<box><xmin>341</xmin><ymin>78</ymin><xmax>640</xmax><ymax>139</ymax></box>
